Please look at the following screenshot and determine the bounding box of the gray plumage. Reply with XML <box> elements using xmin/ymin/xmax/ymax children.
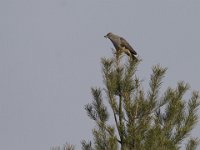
<box><xmin>104</xmin><ymin>32</ymin><xmax>137</xmax><ymax>59</ymax></box>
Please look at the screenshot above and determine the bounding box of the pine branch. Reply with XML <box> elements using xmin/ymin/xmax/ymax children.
<box><xmin>148</xmin><ymin>65</ymin><xmax>167</xmax><ymax>109</ymax></box>
<box><xmin>186</xmin><ymin>138</ymin><xmax>199</xmax><ymax>150</ymax></box>
<box><xmin>81</xmin><ymin>140</ymin><xmax>94</xmax><ymax>150</ymax></box>
<box><xmin>82</xmin><ymin>50</ymin><xmax>199</xmax><ymax>150</ymax></box>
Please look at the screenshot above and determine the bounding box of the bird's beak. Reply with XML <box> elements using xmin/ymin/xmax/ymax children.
<box><xmin>104</xmin><ymin>35</ymin><xmax>108</xmax><ymax>38</ymax></box>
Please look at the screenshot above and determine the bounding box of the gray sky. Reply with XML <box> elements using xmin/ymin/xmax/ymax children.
<box><xmin>0</xmin><ymin>0</ymin><xmax>200</xmax><ymax>150</ymax></box>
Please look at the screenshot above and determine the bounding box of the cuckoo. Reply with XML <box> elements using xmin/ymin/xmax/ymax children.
<box><xmin>104</xmin><ymin>32</ymin><xmax>137</xmax><ymax>60</ymax></box>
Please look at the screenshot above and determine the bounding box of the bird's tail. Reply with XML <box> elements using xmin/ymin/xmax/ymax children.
<box><xmin>123</xmin><ymin>49</ymin><xmax>138</xmax><ymax>62</ymax></box>
<box><xmin>131</xmin><ymin>53</ymin><xmax>138</xmax><ymax>62</ymax></box>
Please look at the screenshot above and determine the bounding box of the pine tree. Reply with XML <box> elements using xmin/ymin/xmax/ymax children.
<box><xmin>83</xmin><ymin>51</ymin><xmax>200</xmax><ymax>150</ymax></box>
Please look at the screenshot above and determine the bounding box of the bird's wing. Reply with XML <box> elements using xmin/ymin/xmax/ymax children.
<box><xmin>120</xmin><ymin>37</ymin><xmax>137</xmax><ymax>55</ymax></box>
<box><xmin>110</xmin><ymin>39</ymin><xmax>120</xmax><ymax>51</ymax></box>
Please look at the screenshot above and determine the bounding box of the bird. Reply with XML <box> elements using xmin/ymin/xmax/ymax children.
<box><xmin>104</xmin><ymin>32</ymin><xmax>137</xmax><ymax>60</ymax></box>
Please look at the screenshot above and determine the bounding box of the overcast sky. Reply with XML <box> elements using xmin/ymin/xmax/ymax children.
<box><xmin>0</xmin><ymin>0</ymin><xmax>200</xmax><ymax>150</ymax></box>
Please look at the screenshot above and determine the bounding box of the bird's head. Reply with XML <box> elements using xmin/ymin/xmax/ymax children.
<box><xmin>104</xmin><ymin>32</ymin><xmax>113</xmax><ymax>38</ymax></box>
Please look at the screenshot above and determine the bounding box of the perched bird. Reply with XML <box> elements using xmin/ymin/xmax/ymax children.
<box><xmin>104</xmin><ymin>32</ymin><xmax>137</xmax><ymax>60</ymax></box>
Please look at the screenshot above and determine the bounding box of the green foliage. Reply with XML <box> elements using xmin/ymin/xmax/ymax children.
<box><xmin>83</xmin><ymin>53</ymin><xmax>200</xmax><ymax>150</ymax></box>
<box><xmin>186</xmin><ymin>138</ymin><xmax>199</xmax><ymax>150</ymax></box>
<box><xmin>50</xmin><ymin>143</ymin><xmax>75</xmax><ymax>150</ymax></box>
<box><xmin>81</xmin><ymin>140</ymin><xmax>94</xmax><ymax>150</ymax></box>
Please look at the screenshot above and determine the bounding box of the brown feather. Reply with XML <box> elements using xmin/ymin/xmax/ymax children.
<box><xmin>120</xmin><ymin>37</ymin><xmax>137</xmax><ymax>55</ymax></box>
